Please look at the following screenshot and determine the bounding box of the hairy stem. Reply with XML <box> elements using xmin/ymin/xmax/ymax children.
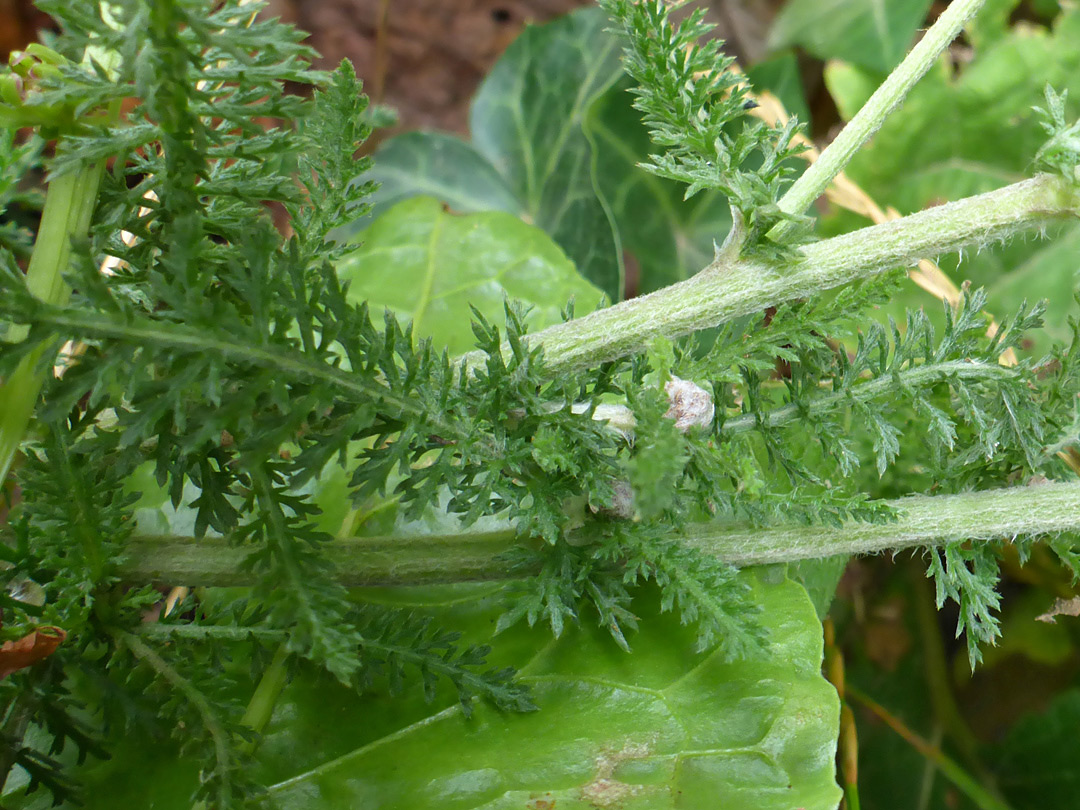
<box><xmin>118</xmin><ymin>482</ymin><xmax>1080</xmax><ymax>585</ymax></box>
<box><xmin>122</xmin><ymin>528</ymin><xmax>520</xmax><ymax>586</ymax></box>
<box><xmin>0</xmin><ymin>160</ymin><xmax>106</xmax><ymax>485</ymax></box>
<box><xmin>10</xmin><ymin>176</ymin><xmax>1078</xmax><ymax>389</ymax></box>
<box><xmin>772</xmin><ymin>0</ymin><xmax>987</xmax><ymax>232</ymax></box>
<box><xmin>463</xmin><ymin>172</ymin><xmax>1079</xmax><ymax>376</ymax></box>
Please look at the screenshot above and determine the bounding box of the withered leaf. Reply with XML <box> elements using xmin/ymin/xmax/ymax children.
<box><xmin>0</xmin><ymin>626</ymin><xmax>67</xmax><ymax>678</ymax></box>
<box><xmin>1036</xmin><ymin>597</ymin><xmax>1080</xmax><ymax>624</ymax></box>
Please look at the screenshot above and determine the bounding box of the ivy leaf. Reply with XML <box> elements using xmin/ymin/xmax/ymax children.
<box><xmin>586</xmin><ymin>78</ymin><xmax>733</xmax><ymax>293</ymax></box>
<box><xmin>360</xmin><ymin>8</ymin><xmax>810</xmax><ymax>298</ymax></box>
<box><xmin>470</xmin><ymin>8</ymin><xmax>624</xmax><ymax>300</ymax></box>
<box><xmin>362</xmin><ymin>132</ymin><xmax>523</xmax><ymax>218</ymax></box>
<box><xmin>768</xmin><ymin>0</ymin><xmax>933</xmax><ymax>74</ymax></box>
<box><xmin>362</xmin><ymin>8</ymin><xmax>625</xmax><ymax>300</ymax></box>
<box><xmin>337</xmin><ymin>196</ymin><xmax>604</xmax><ymax>356</ymax></box>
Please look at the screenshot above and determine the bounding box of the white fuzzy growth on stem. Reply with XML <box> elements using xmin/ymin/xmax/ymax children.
<box><xmin>664</xmin><ymin>376</ymin><xmax>714</xmax><ymax>431</ymax></box>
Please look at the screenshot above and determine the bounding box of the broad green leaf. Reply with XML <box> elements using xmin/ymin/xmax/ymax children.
<box><xmin>768</xmin><ymin>0</ymin><xmax>933</xmax><ymax>75</ymax></box>
<box><xmin>260</xmin><ymin>573</ymin><xmax>841</xmax><ymax>810</ymax></box>
<box><xmin>585</xmin><ymin>79</ymin><xmax>732</xmax><ymax>293</ymax></box>
<box><xmin>337</xmin><ymin>196</ymin><xmax>605</xmax><ymax>356</ymax></box>
<box><xmin>469</xmin><ymin>8</ymin><xmax>624</xmax><ymax>300</ymax></box>
<box><xmin>2</xmin><ymin>576</ymin><xmax>841</xmax><ymax>809</ymax></box>
<box><xmin>362</xmin><ymin>8</ymin><xmax>626</xmax><ymax>300</ymax></box>
<box><xmin>361</xmin><ymin>8</ymin><xmax>809</xmax><ymax>298</ymax></box>
<box><xmin>365</xmin><ymin>132</ymin><xmax>523</xmax><ymax>218</ymax></box>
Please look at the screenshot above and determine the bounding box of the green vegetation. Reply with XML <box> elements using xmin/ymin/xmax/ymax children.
<box><xmin>0</xmin><ymin>0</ymin><xmax>1079</xmax><ymax>807</ymax></box>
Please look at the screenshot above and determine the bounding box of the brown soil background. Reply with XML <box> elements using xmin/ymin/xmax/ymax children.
<box><xmin>0</xmin><ymin>0</ymin><xmax>788</xmax><ymax>136</ymax></box>
<box><xmin>267</xmin><ymin>0</ymin><xmax>786</xmax><ymax>135</ymax></box>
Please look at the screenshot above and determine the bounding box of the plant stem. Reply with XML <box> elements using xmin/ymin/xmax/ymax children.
<box><xmin>847</xmin><ymin>685</ymin><xmax>1013</xmax><ymax>810</ymax></box>
<box><xmin>239</xmin><ymin>643</ymin><xmax>290</xmax><ymax>754</ymax></box>
<box><xmin>771</xmin><ymin>0</ymin><xmax>987</xmax><ymax>234</ymax></box>
<box><xmin>12</xmin><ymin>175</ymin><xmax>1078</xmax><ymax>387</ymax></box>
<box><xmin>117</xmin><ymin>481</ymin><xmax>1080</xmax><ymax>586</ymax></box>
<box><xmin>118</xmin><ymin>630</ymin><xmax>234</xmax><ymax>803</ymax></box>
<box><xmin>461</xmin><ymin>172</ymin><xmax>1079</xmax><ymax>376</ymax></box>
<box><xmin>121</xmin><ymin>528</ymin><xmax>521</xmax><ymax>587</ymax></box>
<box><xmin>681</xmin><ymin>481</ymin><xmax>1080</xmax><ymax>565</ymax></box>
<box><xmin>139</xmin><ymin>624</ymin><xmax>285</xmax><ymax>642</ymax></box>
<box><xmin>0</xmin><ymin>159</ymin><xmax>106</xmax><ymax>485</ymax></box>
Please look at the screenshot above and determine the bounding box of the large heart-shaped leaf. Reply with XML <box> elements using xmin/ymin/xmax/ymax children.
<box><xmin>469</xmin><ymin>8</ymin><xmax>625</xmax><ymax>300</ymax></box>
<box><xmin>585</xmin><ymin>79</ymin><xmax>733</xmax><ymax>294</ymax></box>
<box><xmin>1</xmin><ymin>575</ymin><xmax>842</xmax><ymax>810</ymax></box>
<box><xmin>336</xmin><ymin>196</ymin><xmax>605</xmax><ymax>356</ymax></box>
<box><xmin>362</xmin><ymin>8</ymin><xmax>626</xmax><ymax>300</ymax></box>
<box><xmin>361</xmin><ymin>7</ymin><xmax>815</xmax><ymax>299</ymax></box>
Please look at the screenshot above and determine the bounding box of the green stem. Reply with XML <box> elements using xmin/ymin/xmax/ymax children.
<box><xmin>121</xmin><ymin>528</ymin><xmax>520</xmax><ymax>587</ymax></box>
<box><xmin>680</xmin><ymin>481</ymin><xmax>1080</xmax><ymax>565</ymax></box>
<box><xmin>139</xmin><ymin>624</ymin><xmax>285</xmax><ymax>642</ymax></box>
<box><xmin>10</xmin><ymin>175</ymin><xmax>1078</xmax><ymax>387</ymax></box>
<box><xmin>461</xmin><ymin>172</ymin><xmax>1079</xmax><ymax>376</ymax></box>
<box><xmin>239</xmin><ymin>643</ymin><xmax>290</xmax><ymax>753</ymax></box>
<box><xmin>847</xmin><ymin>685</ymin><xmax>1013</xmax><ymax>810</ymax></box>
<box><xmin>772</xmin><ymin>0</ymin><xmax>987</xmax><ymax>234</ymax></box>
<box><xmin>0</xmin><ymin>159</ymin><xmax>106</xmax><ymax>485</ymax></box>
<box><xmin>116</xmin><ymin>482</ymin><xmax>1080</xmax><ymax>586</ymax></box>
<box><xmin>118</xmin><ymin>630</ymin><xmax>234</xmax><ymax>803</ymax></box>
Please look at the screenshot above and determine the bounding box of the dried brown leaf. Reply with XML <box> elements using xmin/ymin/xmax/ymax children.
<box><xmin>0</xmin><ymin>625</ymin><xmax>67</xmax><ymax>678</ymax></box>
